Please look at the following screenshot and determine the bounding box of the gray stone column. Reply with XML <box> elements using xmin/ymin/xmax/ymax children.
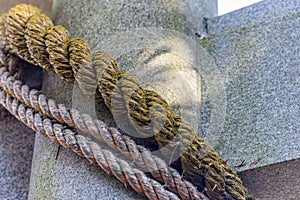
<box><xmin>28</xmin><ymin>0</ymin><xmax>217</xmax><ymax>199</ymax></box>
<box><xmin>201</xmin><ymin>0</ymin><xmax>300</xmax><ymax>199</ymax></box>
<box><xmin>0</xmin><ymin>1</ymin><xmax>51</xmax><ymax>200</ymax></box>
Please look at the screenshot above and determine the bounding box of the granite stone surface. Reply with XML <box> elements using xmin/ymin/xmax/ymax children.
<box><xmin>28</xmin><ymin>133</ymin><xmax>144</xmax><ymax>200</ymax></box>
<box><xmin>0</xmin><ymin>1</ymin><xmax>51</xmax><ymax>200</ymax></box>
<box><xmin>29</xmin><ymin>0</ymin><xmax>218</xmax><ymax>199</ymax></box>
<box><xmin>199</xmin><ymin>0</ymin><xmax>300</xmax><ymax>171</ymax></box>
<box><xmin>12</xmin><ymin>0</ymin><xmax>300</xmax><ymax>199</ymax></box>
<box><xmin>50</xmin><ymin>0</ymin><xmax>219</xmax><ymax>133</ymax></box>
<box><xmin>210</xmin><ymin>0</ymin><xmax>300</xmax><ymax>34</ymax></box>
<box><xmin>0</xmin><ymin>114</ymin><xmax>35</xmax><ymax>200</ymax></box>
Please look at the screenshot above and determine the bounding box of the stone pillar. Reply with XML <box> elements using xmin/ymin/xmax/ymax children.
<box><xmin>201</xmin><ymin>0</ymin><xmax>300</xmax><ymax>198</ymax></box>
<box><xmin>28</xmin><ymin>0</ymin><xmax>217</xmax><ymax>199</ymax></box>
<box><xmin>0</xmin><ymin>1</ymin><xmax>51</xmax><ymax>200</ymax></box>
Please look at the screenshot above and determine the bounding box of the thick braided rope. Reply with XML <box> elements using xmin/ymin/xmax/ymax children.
<box><xmin>0</xmin><ymin>4</ymin><xmax>253</xmax><ymax>200</ymax></box>
<box><xmin>0</xmin><ymin>85</ymin><xmax>180</xmax><ymax>200</ymax></box>
<box><xmin>0</xmin><ymin>65</ymin><xmax>207</xmax><ymax>200</ymax></box>
<box><xmin>0</xmin><ymin>71</ymin><xmax>182</xmax><ymax>200</ymax></box>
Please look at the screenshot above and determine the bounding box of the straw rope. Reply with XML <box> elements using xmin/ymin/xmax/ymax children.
<box><xmin>0</xmin><ymin>4</ymin><xmax>254</xmax><ymax>200</ymax></box>
<box><xmin>0</xmin><ymin>70</ymin><xmax>181</xmax><ymax>200</ymax></box>
<box><xmin>0</xmin><ymin>65</ymin><xmax>207</xmax><ymax>200</ymax></box>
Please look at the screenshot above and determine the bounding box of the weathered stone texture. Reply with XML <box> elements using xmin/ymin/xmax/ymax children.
<box><xmin>29</xmin><ymin>0</ymin><xmax>217</xmax><ymax>199</ymax></box>
<box><xmin>0</xmin><ymin>1</ymin><xmax>51</xmax><ymax>200</ymax></box>
<box><xmin>200</xmin><ymin>0</ymin><xmax>300</xmax><ymax>171</ymax></box>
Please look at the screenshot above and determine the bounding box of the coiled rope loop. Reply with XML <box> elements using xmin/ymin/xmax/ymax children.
<box><xmin>0</xmin><ymin>4</ymin><xmax>253</xmax><ymax>200</ymax></box>
<box><xmin>0</xmin><ymin>65</ymin><xmax>206</xmax><ymax>200</ymax></box>
<box><xmin>0</xmin><ymin>67</ymin><xmax>181</xmax><ymax>200</ymax></box>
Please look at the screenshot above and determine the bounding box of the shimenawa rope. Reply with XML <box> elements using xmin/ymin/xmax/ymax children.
<box><xmin>0</xmin><ymin>63</ymin><xmax>207</xmax><ymax>200</ymax></box>
<box><xmin>0</xmin><ymin>4</ymin><xmax>254</xmax><ymax>200</ymax></box>
<box><xmin>0</xmin><ymin>67</ymin><xmax>182</xmax><ymax>200</ymax></box>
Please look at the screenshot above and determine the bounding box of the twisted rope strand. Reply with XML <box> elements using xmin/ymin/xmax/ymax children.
<box><xmin>0</xmin><ymin>4</ymin><xmax>254</xmax><ymax>200</ymax></box>
<box><xmin>0</xmin><ymin>79</ymin><xmax>180</xmax><ymax>200</ymax></box>
<box><xmin>0</xmin><ymin>66</ymin><xmax>207</xmax><ymax>200</ymax></box>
